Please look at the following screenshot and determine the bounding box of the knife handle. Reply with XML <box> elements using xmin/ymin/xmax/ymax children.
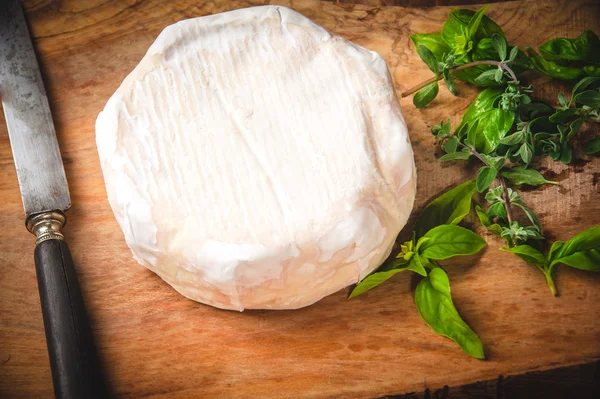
<box><xmin>28</xmin><ymin>212</ymin><xmax>107</xmax><ymax>398</ymax></box>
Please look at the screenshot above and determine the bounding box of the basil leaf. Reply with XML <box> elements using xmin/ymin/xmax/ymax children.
<box><xmin>456</xmin><ymin>88</ymin><xmax>513</xmax><ymax>153</ymax></box>
<box><xmin>492</xmin><ymin>33</ymin><xmax>507</xmax><ymax>61</ymax></box>
<box><xmin>573</xmin><ymin>90</ymin><xmax>600</xmax><ymax>107</ymax></box>
<box><xmin>553</xmin><ymin>225</ymin><xmax>600</xmax><ymax>263</ymax></box>
<box><xmin>414</xmin><ymin>268</ymin><xmax>485</xmax><ymax>359</ymax></box>
<box><xmin>526</xmin><ymin>48</ymin><xmax>585</xmax><ymax>81</ymax></box>
<box><xmin>410</xmin><ymin>33</ymin><xmax>452</xmax><ymax>62</ymax></box>
<box><xmin>413</xmin><ymin>180</ymin><xmax>477</xmax><ymax>238</ymax></box>
<box><xmin>548</xmin><ymin>109</ymin><xmax>577</xmax><ymax>124</ymax></box>
<box><xmin>513</xmin><ymin>203</ymin><xmax>542</xmax><ymax>232</ymax></box>
<box><xmin>572</xmin><ymin>76</ymin><xmax>600</xmax><ymax>97</ymax></box>
<box><xmin>548</xmin><ymin>241</ymin><xmax>565</xmax><ymax>262</ymax></box>
<box><xmin>501</xmin><ymin>166</ymin><xmax>558</xmax><ymax>186</ymax></box>
<box><xmin>466</xmin><ymin>5</ymin><xmax>490</xmax><ymax>40</ymax></box>
<box><xmin>442</xmin><ymin>7</ymin><xmax>504</xmax><ymax>47</ymax></box>
<box><xmin>583</xmin><ymin>138</ymin><xmax>600</xmax><ymax>154</ymax></box>
<box><xmin>414</xmin><ymin>82</ymin><xmax>439</xmax><ymax>108</ymax></box>
<box><xmin>349</xmin><ymin>267</ymin><xmax>407</xmax><ymax>299</ymax></box>
<box><xmin>476</xmin><ymin>166</ymin><xmax>497</xmax><ymax>192</ymax></box>
<box><xmin>407</xmin><ymin>253</ymin><xmax>428</xmax><ymax>276</ymax></box>
<box><xmin>500</xmin><ymin>245</ymin><xmax>546</xmax><ymax>267</ymax></box>
<box><xmin>552</xmin><ymin>249</ymin><xmax>600</xmax><ymax>271</ymax></box>
<box><xmin>420</xmin><ymin>225</ymin><xmax>486</xmax><ymax>260</ymax></box>
<box><xmin>417</xmin><ymin>44</ymin><xmax>440</xmax><ymax>74</ymax></box>
<box><xmin>539</xmin><ymin>30</ymin><xmax>600</xmax><ymax>64</ymax></box>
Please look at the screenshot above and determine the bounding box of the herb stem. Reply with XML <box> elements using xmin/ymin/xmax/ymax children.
<box><xmin>401</xmin><ymin>61</ymin><xmax>518</xmax><ymax>98</ymax></box>
<box><xmin>544</xmin><ymin>269</ymin><xmax>558</xmax><ymax>296</ymax></box>
<box><xmin>457</xmin><ymin>141</ymin><xmax>516</xmax><ymax>244</ymax></box>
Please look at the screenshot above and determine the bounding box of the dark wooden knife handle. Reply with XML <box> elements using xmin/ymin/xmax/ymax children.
<box><xmin>35</xmin><ymin>238</ymin><xmax>107</xmax><ymax>398</ymax></box>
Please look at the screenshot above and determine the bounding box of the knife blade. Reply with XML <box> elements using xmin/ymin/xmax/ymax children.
<box><xmin>0</xmin><ymin>0</ymin><xmax>70</xmax><ymax>218</ymax></box>
<box><xmin>0</xmin><ymin>1</ymin><xmax>106</xmax><ymax>398</ymax></box>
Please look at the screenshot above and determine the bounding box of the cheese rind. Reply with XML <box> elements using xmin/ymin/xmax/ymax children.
<box><xmin>96</xmin><ymin>5</ymin><xmax>416</xmax><ymax>310</ymax></box>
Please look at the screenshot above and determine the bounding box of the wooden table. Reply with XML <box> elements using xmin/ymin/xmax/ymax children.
<box><xmin>1</xmin><ymin>0</ymin><xmax>599</xmax><ymax>397</ymax></box>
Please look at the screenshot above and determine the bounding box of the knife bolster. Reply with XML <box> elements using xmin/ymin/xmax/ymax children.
<box><xmin>26</xmin><ymin>211</ymin><xmax>66</xmax><ymax>244</ymax></box>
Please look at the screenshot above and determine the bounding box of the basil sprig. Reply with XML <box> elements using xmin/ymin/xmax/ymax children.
<box><xmin>350</xmin><ymin>181</ymin><xmax>487</xmax><ymax>359</ymax></box>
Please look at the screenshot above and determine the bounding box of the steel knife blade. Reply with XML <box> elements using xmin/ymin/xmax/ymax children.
<box><xmin>0</xmin><ymin>0</ymin><xmax>70</xmax><ymax>218</ymax></box>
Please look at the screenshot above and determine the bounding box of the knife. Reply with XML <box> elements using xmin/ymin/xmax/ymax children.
<box><xmin>0</xmin><ymin>1</ymin><xmax>106</xmax><ymax>397</ymax></box>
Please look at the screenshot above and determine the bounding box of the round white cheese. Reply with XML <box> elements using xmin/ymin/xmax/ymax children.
<box><xmin>96</xmin><ymin>5</ymin><xmax>416</xmax><ymax>310</ymax></box>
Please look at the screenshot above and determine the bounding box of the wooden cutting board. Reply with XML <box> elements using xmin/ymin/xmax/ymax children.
<box><xmin>1</xmin><ymin>0</ymin><xmax>599</xmax><ymax>397</ymax></box>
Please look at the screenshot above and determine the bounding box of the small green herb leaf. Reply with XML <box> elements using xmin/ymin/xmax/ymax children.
<box><xmin>513</xmin><ymin>203</ymin><xmax>542</xmax><ymax>232</ymax></box>
<box><xmin>466</xmin><ymin>5</ymin><xmax>490</xmax><ymax>40</ymax></box>
<box><xmin>548</xmin><ymin>241</ymin><xmax>565</xmax><ymax>262</ymax></box>
<box><xmin>475</xmin><ymin>205</ymin><xmax>503</xmax><ymax>234</ymax></box>
<box><xmin>501</xmin><ymin>166</ymin><xmax>558</xmax><ymax>186</ymax></box>
<box><xmin>499</xmin><ymin>131</ymin><xmax>524</xmax><ymax>146</ymax></box>
<box><xmin>573</xmin><ymin>90</ymin><xmax>600</xmax><ymax>107</ymax></box>
<box><xmin>583</xmin><ymin>138</ymin><xmax>600</xmax><ymax>154</ymax></box>
<box><xmin>500</xmin><ymin>245</ymin><xmax>546</xmax><ymax>267</ymax></box>
<box><xmin>492</xmin><ymin>33</ymin><xmax>507</xmax><ymax>61</ymax></box>
<box><xmin>415</xmin><ymin>268</ymin><xmax>485</xmax><ymax>359</ymax></box>
<box><xmin>420</xmin><ymin>225</ymin><xmax>487</xmax><ymax>260</ymax></box>
<box><xmin>443</xmin><ymin>137</ymin><xmax>458</xmax><ymax>154</ymax></box>
<box><xmin>407</xmin><ymin>253</ymin><xmax>429</xmax><ymax>276</ymax></box>
<box><xmin>549</xmin><ymin>109</ymin><xmax>577</xmax><ymax>124</ymax></box>
<box><xmin>572</xmin><ymin>76</ymin><xmax>600</xmax><ymax>97</ymax></box>
<box><xmin>440</xmin><ymin>149</ymin><xmax>472</xmax><ymax>161</ymax></box>
<box><xmin>414</xmin><ymin>82</ymin><xmax>439</xmax><ymax>108</ymax></box>
<box><xmin>476</xmin><ymin>166</ymin><xmax>497</xmax><ymax>192</ymax></box>
<box><xmin>413</xmin><ymin>180</ymin><xmax>478</xmax><ymax>238</ymax></box>
<box><xmin>417</xmin><ymin>44</ymin><xmax>441</xmax><ymax>74</ymax></box>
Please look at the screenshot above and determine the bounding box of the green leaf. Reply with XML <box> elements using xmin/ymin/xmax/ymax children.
<box><xmin>548</xmin><ymin>241</ymin><xmax>565</xmax><ymax>262</ymax></box>
<box><xmin>474</xmin><ymin>69</ymin><xmax>498</xmax><ymax>85</ymax></box>
<box><xmin>443</xmin><ymin>137</ymin><xmax>458</xmax><ymax>154</ymax></box>
<box><xmin>417</xmin><ymin>44</ymin><xmax>441</xmax><ymax>74</ymax></box>
<box><xmin>518</xmin><ymin>142</ymin><xmax>533</xmax><ymax>164</ymax></box>
<box><xmin>442</xmin><ymin>7</ymin><xmax>504</xmax><ymax>47</ymax></box>
<box><xmin>526</xmin><ymin>48</ymin><xmax>585</xmax><ymax>81</ymax></box>
<box><xmin>475</xmin><ymin>205</ymin><xmax>502</xmax><ymax>234</ymax></box>
<box><xmin>539</xmin><ymin>30</ymin><xmax>600</xmax><ymax>64</ymax></box>
<box><xmin>413</xmin><ymin>180</ymin><xmax>477</xmax><ymax>238</ymax></box>
<box><xmin>548</xmin><ymin>109</ymin><xmax>577</xmax><ymax>124</ymax></box>
<box><xmin>487</xmin><ymin>201</ymin><xmax>507</xmax><ymax>220</ymax></box>
<box><xmin>559</xmin><ymin>142</ymin><xmax>572</xmax><ymax>164</ymax></box>
<box><xmin>509</xmin><ymin>46</ymin><xmax>519</xmax><ymax>62</ymax></box>
<box><xmin>410</xmin><ymin>33</ymin><xmax>452</xmax><ymax>62</ymax></box>
<box><xmin>552</xmin><ymin>225</ymin><xmax>600</xmax><ymax>266</ymax></box>
<box><xmin>349</xmin><ymin>267</ymin><xmax>407</xmax><ymax>299</ymax></box>
<box><xmin>407</xmin><ymin>254</ymin><xmax>428</xmax><ymax>276</ymax></box>
<box><xmin>573</xmin><ymin>90</ymin><xmax>600</xmax><ymax>107</ymax></box>
<box><xmin>513</xmin><ymin>203</ymin><xmax>542</xmax><ymax>232</ymax></box>
<box><xmin>499</xmin><ymin>131</ymin><xmax>524</xmax><ymax>146</ymax></box>
<box><xmin>476</xmin><ymin>166</ymin><xmax>497</xmax><ymax>192</ymax></box>
<box><xmin>552</xmin><ymin>249</ymin><xmax>600</xmax><ymax>271</ymax></box>
<box><xmin>466</xmin><ymin>5</ymin><xmax>490</xmax><ymax>40</ymax></box>
<box><xmin>456</xmin><ymin>88</ymin><xmax>514</xmax><ymax>153</ymax></box>
<box><xmin>501</xmin><ymin>166</ymin><xmax>558</xmax><ymax>186</ymax></box>
<box><xmin>420</xmin><ymin>225</ymin><xmax>486</xmax><ymax>260</ymax></box>
<box><xmin>492</xmin><ymin>33</ymin><xmax>507</xmax><ymax>61</ymax></box>
<box><xmin>414</xmin><ymin>82</ymin><xmax>439</xmax><ymax>108</ymax></box>
<box><xmin>572</xmin><ymin>76</ymin><xmax>600</xmax><ymax>97</ymax></box>
<box><xmin>415</xmin><ymin>268</ymin><xmax>485</xmax><ymax>359</ymax></box>
<box><xmin>440</xmin><ymin>150</ymin><xmax>472</xmax><ymax>161</ymax></box>
<box><xmin>500</xmin><ymin>245</ymin><xmax>546</xmax><ymax>267</ymax></box>
<box><xmin>443</xmin><ymin>68</ymin><xmax>457</xmax><ymax>95</ymax></box>
<box><xmin>583</xmin><ymin>138</ymin><xmax>600</xmax><ymax>154</ymax></box>
<box><xmin>567</xmin><ymin>118</ymin><xmax>585</xmax><ymax>140</ymax></box>
<box><xmin>519</xmin><ymin>101</ymin><xmax>554</xmax><ymax>121</ymax></box>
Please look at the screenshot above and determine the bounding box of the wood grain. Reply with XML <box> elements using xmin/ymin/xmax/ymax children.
<box><xmin>1</xmin><ymin>0</ymin><xmax>599</xmax><ymax>397</ymax></box>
